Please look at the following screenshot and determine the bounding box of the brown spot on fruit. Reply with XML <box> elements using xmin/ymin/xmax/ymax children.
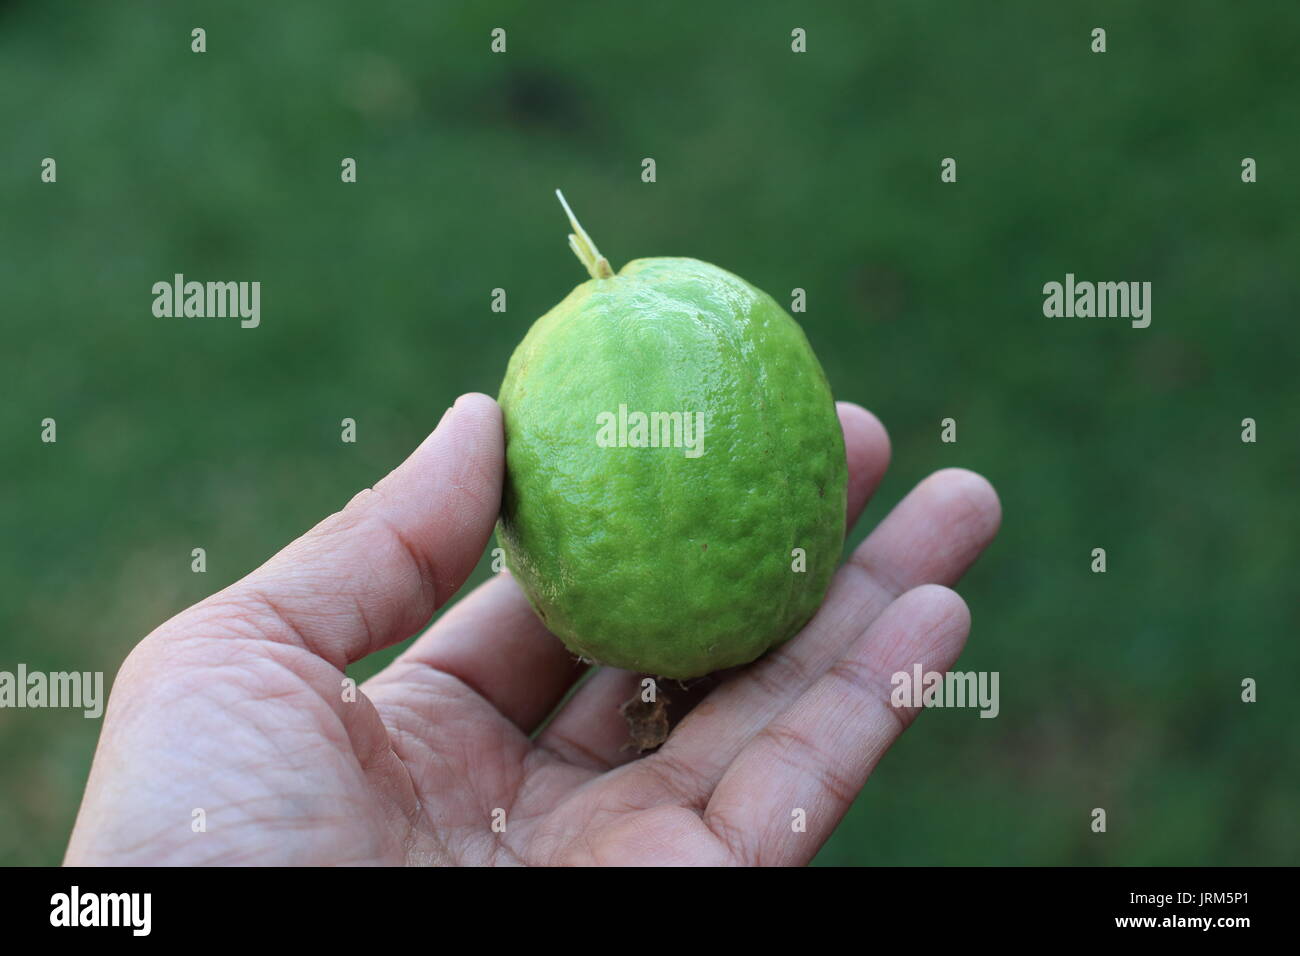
<box><xmin>620</xmin><ymin>688</ymin><xmax>670</xmax><ymax>752</ymax></box>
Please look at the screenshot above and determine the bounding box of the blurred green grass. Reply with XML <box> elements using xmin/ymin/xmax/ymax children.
<box><xmin>2</xmin><ymin>0</ymin><xmax>1297</xmax><ymax>865</ymax></box>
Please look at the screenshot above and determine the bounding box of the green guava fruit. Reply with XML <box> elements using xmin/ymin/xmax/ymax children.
<box><xmin>496</xmin><ymin>192</ymin><xmax>846</xmax><ymax>679</ymax></box>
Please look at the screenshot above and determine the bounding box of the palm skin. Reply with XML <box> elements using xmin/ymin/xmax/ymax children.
<box><xmin>66</xmin><ymin>394</ymin><xmax>999</xmax><ymax>866</ymax></box>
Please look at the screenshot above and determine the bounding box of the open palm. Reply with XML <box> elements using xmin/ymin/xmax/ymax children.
<box><xmin>67</xmin><ymin>394</ymin><xmax>999</xmax><ymax>866</ymax></box>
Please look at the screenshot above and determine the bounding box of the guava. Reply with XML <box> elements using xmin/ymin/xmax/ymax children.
<box><xmin>496</xmin><ymin>191</ymin><xmax>846</xmax><ymax>680</ymax></box>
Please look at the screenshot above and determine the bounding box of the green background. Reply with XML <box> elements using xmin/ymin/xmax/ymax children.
<box><xmin>2</xmin><ymin>0</ymin><xmax>1297</xmax><ymax>865</ymax></box>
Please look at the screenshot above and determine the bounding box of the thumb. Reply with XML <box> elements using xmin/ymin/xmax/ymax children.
<box><xmin>163</xmin><ymin>392</ymin><xmax>504</xmax><ymax>669</ymax></box>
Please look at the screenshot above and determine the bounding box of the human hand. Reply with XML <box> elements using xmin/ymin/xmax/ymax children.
<box><xmin>66</xmin><ymin>392</ymin><xmax>999</xmax><ymax>866</ymax></box>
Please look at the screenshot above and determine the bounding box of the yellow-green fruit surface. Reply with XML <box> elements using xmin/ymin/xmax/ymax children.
<box><xmin>497</xmin><ymin>257</ymin><xmax>846</xmax><ymax>679</ymax></box>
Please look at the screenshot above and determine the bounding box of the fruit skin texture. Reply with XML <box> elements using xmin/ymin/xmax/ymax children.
<box><xmin>497</xmin><ymin>257</ymin><xmax>846</xmax><ymax>679</ymax></box>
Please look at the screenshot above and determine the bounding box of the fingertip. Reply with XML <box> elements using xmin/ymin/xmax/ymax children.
<box><xmin>859</xmin><ymin>584</ymin><xmax>972</xmax><ymax>692</ymax></box>
<box><xmin>921</xmin><ymin>468</ymin><xmax>1002</xmax><ymax>540</ymax></box>
<box><xmin>451</xmin><ymin>391</ymin><xmax>501</xmax><ymax>415</ymax></box>
<box><xmin>895</xmin><ymin>583</ymin><xmax>971</xmax><ymax>634</ymax></box>
<box><xmin>367</xmin><ymin>392</ymin><xmax>505</xmax><ymax>605</ymax></box>
<box><xmin>837</xmin><ymin>402</ymin><xmax>891</xmax><ymax>465</ymax></box>
<box><xmin>836</xmin><ymin>402</ymin><xmax>891</xmax><ymax>530</ymax></box>
<box><xmin>438</xmin><ymin>392</ymin><xmax>501</xmax><ymax>433</ymax></box>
